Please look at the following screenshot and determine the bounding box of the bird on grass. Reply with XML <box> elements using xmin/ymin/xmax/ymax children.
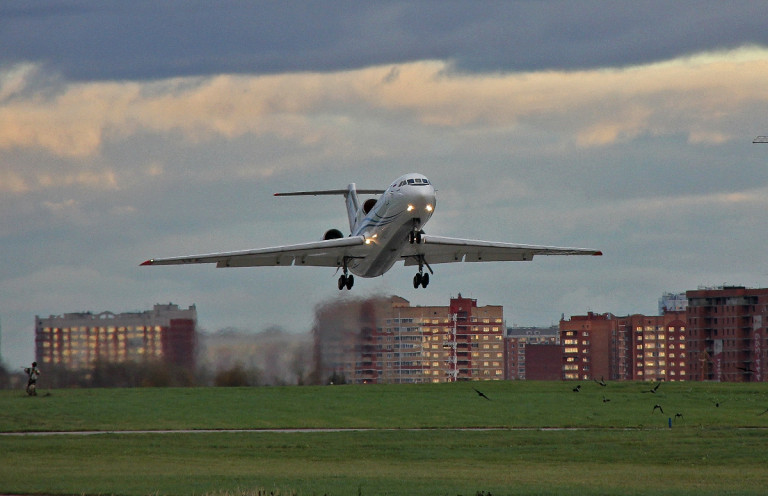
<box><xmin>473</xmin><ymin>387</ymin><xmax>491</xmax><ymax>401</ymax></box>
<box><xmin>712</xmin><ymin>399</ymin><xmax>727</xmax><ymax>408</ymax></box>
<box><xmin>602</xmin><ymin>395</ymin><xmax>610</xmax><ymax>403</ymax></box>
<box><xmin>652</xmin><ymin>404</ymin><xmax>664</xmax><ymax>414</ymax></box>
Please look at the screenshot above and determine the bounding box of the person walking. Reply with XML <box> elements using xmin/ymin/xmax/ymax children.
<box><xmin>24</xmin><ymin>362</ymin><xmax>40</xmax><ymax>396</ymax></box>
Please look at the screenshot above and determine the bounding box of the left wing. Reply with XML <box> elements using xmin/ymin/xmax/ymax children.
<box><xmin>402</xmin><ymin>234</ymin><xmax>602</xmax><ymax>265</ymax></box>
<box><xmin>141</xmin><ymin>236</ymin><xmax>368</xmax><ymax>268</ymax></box>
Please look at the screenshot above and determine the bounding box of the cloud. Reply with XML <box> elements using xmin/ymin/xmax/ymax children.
<box><xmin>2</xmin><ymin>46</ymin><xmax>767</xmax><ymax>171</ymax></box>
<box><xmin>2</xmin><ymin>3</ymin><xmax>768</xmax><ymax>80</ymax></box>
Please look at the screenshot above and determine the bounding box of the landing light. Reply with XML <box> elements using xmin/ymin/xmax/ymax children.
<box><xmin>407</xmin><ymin>205</ymin><xmax>415</xmax><ymax>212</ymax></box>
<box><xmin>426</xmin><ymin>204</ymin><xmax>433</xmax><ymax>212</ymax></box>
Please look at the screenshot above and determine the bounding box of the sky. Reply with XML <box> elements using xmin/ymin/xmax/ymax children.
<box><xmin>2</xmin><ymin>1</ymin><xmax>768</xmax><ymax>369</ymax></box>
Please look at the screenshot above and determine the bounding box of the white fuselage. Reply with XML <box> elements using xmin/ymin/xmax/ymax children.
<box><xmin>348</xmin><ymin>173</ymin><xmax>435</xmax><ymax>277</ymax></box>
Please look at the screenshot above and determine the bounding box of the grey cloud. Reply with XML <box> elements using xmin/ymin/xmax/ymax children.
<box><xmin>2</xmin><ymin>1</ymin><xmax>768</xmax><ymax>81</ymax></box>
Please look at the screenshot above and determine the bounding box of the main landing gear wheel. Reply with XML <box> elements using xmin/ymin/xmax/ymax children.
<box><xmin>338</xmin><ymin>273</ymin><xmax>354</xmax><ymax>290</ymax></box>
<box><xmin>413</xmin><ymin>272</ymin><xmax>429</xmax><ymax>289</ymax></box>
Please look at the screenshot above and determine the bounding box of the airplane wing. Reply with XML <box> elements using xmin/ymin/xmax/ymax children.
<box><xmin>402</xmin><ymin>234</ymin><xmax>602</xmax><ymax>266</ymax></box>
<box><xmin>141</xmin><ymin>236</ymin><xmax>368</xmax><ymax>268</ymax></box>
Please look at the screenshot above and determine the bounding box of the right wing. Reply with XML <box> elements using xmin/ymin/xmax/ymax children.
<box><xmin>141</xmin><ymin>236</ymin><xmax>368</xmax><ymax>268</ymax></box>
<box><xmin>402</xmin><ymin>234</ymin><xmax>602</xmax><ymax>265</ymax></box>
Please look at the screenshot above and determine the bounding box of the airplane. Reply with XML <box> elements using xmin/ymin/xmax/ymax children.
<box><xmin>141</xmin><ymin>173</ymin><xmax>602</xmax><ymax>290</ymax></box>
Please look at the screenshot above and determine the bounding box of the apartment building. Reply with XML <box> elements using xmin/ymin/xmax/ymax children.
<box><xmin>504</xmin><ymin>326</ymin><xmax>559</xmax><ymax>380</ymax></box>
<box><xmin>312</xmin><ymin>294</ymin><xmax>504</xmax><ymax>384</ymax></box>
<box><xmin>560</xmin><ymin>312</ymin><xmax>616</xmax><ymax>381</ymax></box>
<box><xmin>686</xmin><ymin>286</ymin><xmax>768</xmax><ymax>382</ymax></box>
<box><xmin>560</xmin><ymin>310</ymin><xmax>687</xmax><ymax>382</ymax></box>
<box><xmin>619</xmin><ymin>312</ymin><xmax>687</xmax><ymax>381</ymax></box>
<box><xmin>35</xmin><ymin>303</ymin><xmax>197</xmax><ymax>371</ymax></box>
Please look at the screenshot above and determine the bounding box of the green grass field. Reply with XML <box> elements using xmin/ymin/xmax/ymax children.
<box><xmin>2</xmin><ymin>381</ymin><xmax>768</xmax><ymax>495</ymax></box>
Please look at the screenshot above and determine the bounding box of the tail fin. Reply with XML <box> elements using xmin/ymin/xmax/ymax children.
<box><xmin>275</xmin><ymin>184</ymin><xmax>385</xmax><ymax>234</ymax></box>
<box><xmin>345</xmin><ymin>183</ymin><xmax>361</xmax><ymax>233</ymax></box>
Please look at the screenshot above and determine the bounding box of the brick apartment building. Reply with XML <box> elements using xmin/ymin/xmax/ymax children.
<box><xmin>35</xmin><ymin>303</ymin><xmax>197</xmax><ymax>371</ymax></box>
<box><xmin>621</xmin><ymin>313</ymin><xmax>687</xmax><ymax>381</ymax></box>
<box><xmin>686</xmin><ymin>286</ymin><xmax>768</xmax><ymax>382</ymax></box>
<box><xmin>559</xmin><ymin>311</ymin><xmax>686</xmax><ymax>381</ymax></box>
<box><xmin>312</xmin><ymin>294</ymin><xmax>504</xmax><ymax>384</ymax></box>
<box><xmin>505</xmin><ymin>327</ymin><xmax>559</xmax><ymax>380</ymax></box>
<box><xmin>560</xmin><ymin>312</ymin><xmax>616</xmax><ymax>381</ymax></box>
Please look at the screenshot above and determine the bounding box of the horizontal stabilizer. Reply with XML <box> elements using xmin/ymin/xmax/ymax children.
<box><xmin>275</xmin><ymin>189</ymin><xmax>384</xmax><ymax>197</ymax></box>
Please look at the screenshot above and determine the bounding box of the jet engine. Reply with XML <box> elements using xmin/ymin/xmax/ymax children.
<box><xmin>323</xmin><ymin>229</ymin><xmax>344</xmax><ymax>240</ymax></box>
<box><xmin>363</xmin><ymin>198</ymin><xmax>377</xmax><ymax>214</ymax></box>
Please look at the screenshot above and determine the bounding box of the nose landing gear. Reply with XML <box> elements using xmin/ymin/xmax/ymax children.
<box><xmin>409</xmin><ymin>219</ymin><xmax>424</xmax><ymax>244</ymax></box>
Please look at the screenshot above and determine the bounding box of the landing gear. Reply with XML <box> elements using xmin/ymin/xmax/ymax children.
<box><xmin>409</xmin><ymin>219</ymin><xmax>423</xmax><ymax>244</ymax></box>
<box><xmin>338</xmin><ymin>258</ymin><xmax>354</xmax><ymax>290</ymax></box>
<box><xmin>413</xmin><ymin>272</ymin><xmax>429</xmax><ymax>288</ymax></box>
<box><xmin>338</xmin><ymin>273</ymin><xmax>354</xmax><ymax>290</ymax></box>
<box><xmin>412</xmin><ymin>254</ymin><xmax>432</xmax><ymax>289</ymax></box>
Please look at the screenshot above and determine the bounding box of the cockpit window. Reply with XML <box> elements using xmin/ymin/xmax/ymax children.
<box><xmin>405</xmin><ymin>177</ymin><xmax>430</xmax><ymax>185</ymax></box>
<box><xmin>400</xmin><ymin>177</ymin><xmax>430</xmax><ymax>186</ymax></box>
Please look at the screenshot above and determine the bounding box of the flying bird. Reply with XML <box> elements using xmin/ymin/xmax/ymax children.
<box><xmin>758</xmin><ymin>407</ymin><xmax>768</xmax><ymax>416</ymax></box>
<box><xmin>652</xmin><ymin>404</ymin><xmax>664</xmax><ymax>414</ymax></box>
<box><xmin>736</xmin><ymin>366</ymin><xmax>754</xmax><ymax>375</ymax></box>
<box><xmin>674</xmin><ymin>413</ymin><xmax>684</xmax><ymax>421</ymax></box>
<box><xmin>572</xmin><ymin>384</ymin><xmax>581</xmax><ymax>392</ymax></box>
<box><xmin>595</xmin><ymin>376</ymin><xmax>607</xmax><ymax>387</ymax></box>
<box><xmin>642</xmin><ymin>382</ymin><xmax>662</xmax><ymax>394</ymax></box>
<box><xmin>602</xmin><ymin>395</ymin><xmax>610</xmax><ymax>403</ymax></box>
<box><xmin>473</xmin><ymin>387</ymin><xmax>491</xmax><ymax>401</ymax></box>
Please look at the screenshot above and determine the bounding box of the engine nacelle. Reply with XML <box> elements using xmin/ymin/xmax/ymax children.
<box><xmin>323</xmin><ymin>229</ymin><xmax>344</xmax><ymax>240</ymax></box>
<box><xmin>363</xmin><ymin>198</ymin><xmax>377</xmax><ymax>214</ymax></box>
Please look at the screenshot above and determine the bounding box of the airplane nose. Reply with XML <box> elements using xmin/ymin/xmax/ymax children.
<box><xmin>407</xmin><ymin>186</ymin><xmax>436</xmax><ymax>217</ymax></box>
